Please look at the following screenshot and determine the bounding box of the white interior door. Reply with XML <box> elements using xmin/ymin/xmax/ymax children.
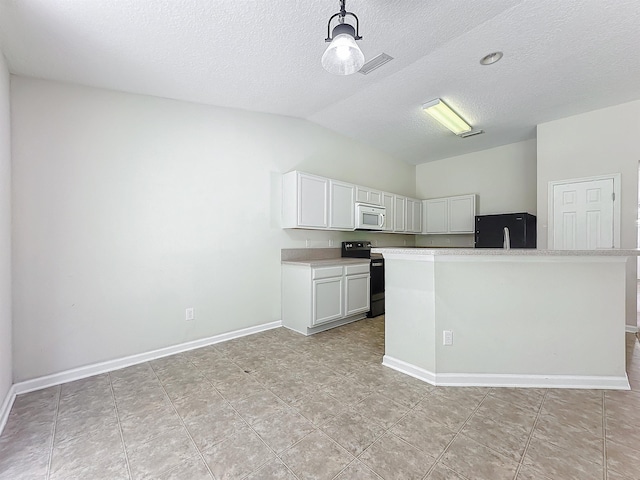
<box><xmin>552</xmin><ymin>178</ymin><xmax>615</xmax><ymax>250</ymax></box>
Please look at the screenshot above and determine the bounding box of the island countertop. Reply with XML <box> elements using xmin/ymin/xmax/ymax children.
<box><xmin>372</xmin><ymin>247</ymin><xmax>640</xmax><ymax>257</ymax></box>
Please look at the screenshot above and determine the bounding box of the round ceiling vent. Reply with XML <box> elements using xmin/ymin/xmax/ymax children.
<box><xmin>480</xmin><ymin>51</ymin><xmax>503</xmax><ymax>66</ymax></box>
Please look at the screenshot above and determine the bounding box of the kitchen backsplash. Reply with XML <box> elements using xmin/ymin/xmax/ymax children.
<box><xmin>281</xmin><ymin>248</ymin><xmax>342</xmax><ymax>262</ymax></box>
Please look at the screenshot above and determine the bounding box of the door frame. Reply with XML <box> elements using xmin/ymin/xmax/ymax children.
<box><xmin>547</xmin><ymin>173</ymin><xmax>621</xmax><ymax>249</ymax></box>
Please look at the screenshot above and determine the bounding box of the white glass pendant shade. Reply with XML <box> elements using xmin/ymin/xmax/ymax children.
<box><xmin>322</xmin><ymin>25</ymin><xmax>364</xmax><ymax>75</ymax></box>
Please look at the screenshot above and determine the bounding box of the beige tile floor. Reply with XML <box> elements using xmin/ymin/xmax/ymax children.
<box><xmin>1</xmin><ymin>316</ymin><xmax>639</xmax><ymax>480</ymax></box>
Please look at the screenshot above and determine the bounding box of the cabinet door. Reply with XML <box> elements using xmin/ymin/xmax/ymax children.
<box><xmin>329</xmin><ymin>180</ymin><xmax>355</xmax><ymax>230</ymax></box>
<box><xmin>424</xmin><ymin>198</ymin><xmax>448</xmax><ymax>233</ymax></box>
<box><xmin>369</xmin><ymin>190</ymin><xmax>383</xmax><ymax>205</ymax></box>
<box><xmin>406</xmin><ymin>198</ymin><xmax>422</xmax><ymax>233</ymax></box>
<box><xmin>412</xmin><ymin>199</ymin><xmax>422</xmax><ymax>233</ymax></box>
<box><xmin>345</xmin><ymin>273</ymin><xmax>370</xmax><ymax>316</ymax></box>
<box><xmin>355</xmin><ymin>186</ymin><xmax>369</xmax><ymax>203</ymax></box>
<box><xmin>405</xmin><ymin>199</ymin><xmax>414</xmax><ymax>232</ymax></box>
<box><xmin>382</xmin><ymin>192</ymin><xmax>394</xmax><ymax>231</ymax></box>
<box><xmin>449</xmin><ymin>195</ymin><xmax>476</xmax><ymax>233</ymax></box>
<box><xmin>356</xmin><ymin>186</ymin><xmax>383</xmax><ymax>205</ymax></box>
<box><xmin>312</xmin><ymin>277</ymin><xmax>344</xmax><ymax>325</ymax></box>
<box><xmin>298</xmin><ymin>173</ymin><xmax>329</xmax><ymax>228</ymax></box>
<box><xmin>394</xmin><ymin>195</ymin><xmax>406</xmax><ymax>232</ymax></box>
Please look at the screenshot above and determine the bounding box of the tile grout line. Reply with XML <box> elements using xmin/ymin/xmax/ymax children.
<box><xmin>220</xmin><ymin>339</ymin><xmax>386</xmax><ymax>480</ymax></box>
<box><xmin>201</xmin><ymin>353</ymin><xmax>306</xmax><ymax>479</ymax></box>
<box><xmin>602</xmin><ymin>390</ymin><xmax>607</xmax><ymax>480</ymax></box>
<box><xmin>45</xmin><ymin>385</ymin><xmax>62</xmax><ymax>480</ymax></box>
<box><xmin>181</xmin><ymin>352</ymin><xmax>306</xmax><ymax>480</ymax></box>
<box><xmin>108</xmin><ymin>372</ymin><xmax>133</xmax><ymax>480</ymax></box>
<box><xmin>420</xmin><ymin>389</ymin><xmax>492</xmax><ymax>480</ymax></box>
<box><xmin>190</xmin><ymin>347</ymin><xmax>311</xmax><ymax>479</ymax></box>
<box><xmin>148</xmin><ymin>360</ymin><xmax>220</xmax><ymax>480</ymax></box>
<box><xmin>217</xmin><ymin>339</ymin><xmax>371</xmax><ymax>479</ymax></box>
<box><xmin>511</xmin><ymin>389</ymin><xmax>549</xmax><ymax>480</ymax></box>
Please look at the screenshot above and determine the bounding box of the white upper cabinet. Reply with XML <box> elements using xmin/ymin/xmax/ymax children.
<box><xmin>406</xmin><ymin>198</ymin><xmax>423</xmax><ymax>233</ymax></box>
<box><xmin>394</xmin><ymin>195</ymin><xmax>406</xmax><ymax>232</ymax></box>
<box><xmin>356</xmin><ymin>186</ymin><xmax>383</xmax><ymax>205</ymax></box>
<box><xmin>424</xmin><ymin>198</ymin><xmax>448</xmax><ymax>234</ymax></box>
<box><xmin>448</xmin><ymin>195</ymin><xmax>476</xmax><ymax>233</ymax></box>
<box><xmin>282</xmin><ymin>171</ymin><xmax>329</xmax><ymax>229</ymax></box>
<box><xmin>329</xmin><ymin>180</ymin><xmax>355</xmax><ymax>230</ymax></box>
<box><xmin>382</xmin><ymin>192</ymin><xmax>395</xmax><ymax>232</ymax></box>
<box><xmin>283</xmin><ymin>170</ymin><xmax>443</xmax><ymax>235</ymax></box>
<box><xmin>283</xmin><ymin>171</ymin><xmax>355</xmax><ymax>231</ymax></box>
<box><xmin>423</xmin><ymin>194</ymin><xmax>476</xmax><ymax>234</ymax></box>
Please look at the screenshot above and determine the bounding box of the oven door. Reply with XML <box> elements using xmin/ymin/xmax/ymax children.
<box><xmin>368</xmin><ymin>256</ymin><xmax>385</xmax><ymax>317</ymax></box>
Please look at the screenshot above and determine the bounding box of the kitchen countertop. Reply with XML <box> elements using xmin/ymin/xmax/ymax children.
<box><xmin>372</xmin><ymin>247</ymin><xmax>640</xmax><ymax>256</ymax></box>
<box><xmin>281</xmin><ymin>258</ymin><xmax>370</xmax><ymax>267</ymax></box>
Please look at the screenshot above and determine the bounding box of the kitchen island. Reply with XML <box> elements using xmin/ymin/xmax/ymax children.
<box><xmin>372</xmin><ymin>247</ymin><xmax>638</xmax><ymax>390</ymax></box>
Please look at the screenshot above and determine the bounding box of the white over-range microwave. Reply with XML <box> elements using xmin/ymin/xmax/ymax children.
<box><xmin>355</xmin><ymin>203</ymin><xmax>386</xmax><ymax>230</ymax></box>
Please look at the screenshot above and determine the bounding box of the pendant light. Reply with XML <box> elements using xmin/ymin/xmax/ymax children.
<box><xmin>322</xmin><ymin>0</ymin><xmax>364</xmax><ymax>75</ymax></box>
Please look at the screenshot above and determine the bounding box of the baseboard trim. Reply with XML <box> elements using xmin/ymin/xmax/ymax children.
<box><xmin>625</xmin><ymin>325</ymin><xmax>639</xmax><ymax>334</ymax></box>
<box><xmin>0</xmin><ymin>385</ymin><xmax>16</xmax><ymax>436</ymax></box>
<box><xmin>382</xmin><ymin>355</ymin><xmax>630</xmax><ymax>390</ymax></box>
<box><xmin>13</xmin><ymin>320</ymin><xmax>282</xmax><ymax>396</ymax></box>
<box><xmin>382</xmin><ymin>355</ymin><xmax>437</xmax><ymax>384</ymax></box>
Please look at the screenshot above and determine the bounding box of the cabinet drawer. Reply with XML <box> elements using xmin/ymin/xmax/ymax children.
<box><xmin>312</xmin><ymin>266</ymin><xmax>344</xmax><ymax>280</ymax></box>
<box><xmin>345</xmin><ymin>264</ymin><xmax>370</xmax><ymax>276</ymax></box>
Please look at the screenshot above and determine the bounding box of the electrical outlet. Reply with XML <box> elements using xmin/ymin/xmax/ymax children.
<box><xmin>186</xmin><ymin>307</ymin><xmax>194</xmax><ymax>321</ymax></box>
<box><xmin>305</xmin><ymin>239</ymin><xmax>311</xmax><ymax>247</ymax></box>
<box><xmin>443</xmin><ymin>330</ymin><xmax>453</xmax><ymax>346</ymax></box>
<box><xmin>328</xmin><ymin>239</ymin><xmax>334</xmax><ymax>247</ymax></box>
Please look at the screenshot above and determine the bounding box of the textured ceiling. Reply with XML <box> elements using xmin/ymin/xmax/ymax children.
<box><xmin>0</xmin><ymin>0</ymin><xmax>639</xmax><ymax>165</ymax></box>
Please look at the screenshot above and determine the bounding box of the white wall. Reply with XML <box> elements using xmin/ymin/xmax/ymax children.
<box><xmin>415</xmin><ymin>140</ymin><xmax>537</xmax><ymax>247</ymax></box>
<box><xmin>11</xmin><ymin>77</ymin><xmax>415</xmax><ymax>381</ymax></box>
<box><xmin>537</xmin><ymin>100</ymin><xmax>640</xmax><ymax>328</ymax></box>
<box><xmin>384</xmin><ymin>253</ymin><xmax>627</xmax><ymax>388</ymax></box>
<box><xmin>0</xmin><ymin>54</ymin><xmax>11</xmax><ymax>404</ymax></box>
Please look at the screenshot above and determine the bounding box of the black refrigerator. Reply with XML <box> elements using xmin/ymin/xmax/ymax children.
<box><xmin>474</xmin><ymin>213</ymin><xmax>537</xmax><ymax>248</ymax></box>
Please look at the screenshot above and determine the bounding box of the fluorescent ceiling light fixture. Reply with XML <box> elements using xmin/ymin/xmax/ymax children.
<box><xmin>322</xmin><ymin>0</ymin><xmax>364</xmax><ymax>75</ymax></box>
<box><xmin>422</xmin><ymin>99</ymin><xmax>472</xmax><ymax>135</ymax></box>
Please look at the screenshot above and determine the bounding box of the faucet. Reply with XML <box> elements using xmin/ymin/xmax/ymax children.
<box><xmin>503</xmin><ymin>227</ymin><xmax>511</xmax><ymax>249</ymax></box>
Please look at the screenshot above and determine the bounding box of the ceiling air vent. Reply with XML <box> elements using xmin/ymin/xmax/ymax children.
<box><xmin>359</xmin><ymin>53</ymin><xmax>394</xmax><ymax>75</ymax></box>
<box><xmin>459</xmin><ymin>129</ymin><xmax>485</xmax><ymax>138</ymax></box>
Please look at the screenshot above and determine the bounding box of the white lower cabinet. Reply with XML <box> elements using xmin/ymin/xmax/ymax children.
<box><xmin>312</xmin><ymin>268</ymin><xmax>344</xmax><ymax>325</ymax></box>
<box><xmin>282</xmin><ymin>261</ymin><xmax>370</xmax><ymax>335</ymax></box>
<box><xmin>345</xmin><ymin>273</ymin><xmax>370</xmax><ymax>316</ymax></box>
